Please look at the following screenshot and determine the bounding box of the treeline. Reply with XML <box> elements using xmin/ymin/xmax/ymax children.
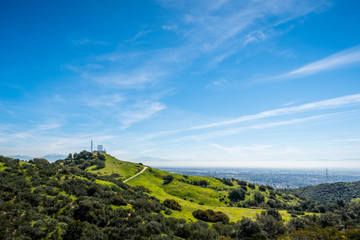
<box><xmin>281</xmin><ymin>181</ymin><xmax>360</xmax><ymax>204</ymax></box>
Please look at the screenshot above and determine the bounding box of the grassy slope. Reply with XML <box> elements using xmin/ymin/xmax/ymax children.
<box><xmin>88</xmin><ymin>154</ymin><xmax>143</xmax><ymax>180</ymax></box>
<box><xmin>128</xmin><ymin>167</ymin><xmax>290</xmax><ymax>222</ymax></box>
<box><xmin>89</xmin><ymin>155</ymin><xmax>301</xmax><ymax>222</ymax></box>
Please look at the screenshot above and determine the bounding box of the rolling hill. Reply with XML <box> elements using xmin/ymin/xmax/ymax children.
<box><xmin>281</xmin><ymin>181</ymin><xmax>360</xmax><ymax>205</ymax></box>
<box><xmin>88</xmin><ymin>154</ymin><xmax>312</xmax><ymax>222</ymax></box>
<box><xmin>2</xmin><ymin>151</ymin><xmax>360</xmax><ymax>239</ymax></box>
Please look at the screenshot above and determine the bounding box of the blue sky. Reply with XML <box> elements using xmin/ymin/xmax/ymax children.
<box><xmin>1</xmin><ymin>0</ymin><xmax>360</xmax><ymax>168</ymax></box>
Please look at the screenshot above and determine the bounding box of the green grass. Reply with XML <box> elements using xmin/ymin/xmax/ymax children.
<box><xmin>0</xmin><ymin>162</ymin><xmax>6</xmax><ymax>171</ymax></box>
<box><xmin>90</xmin><ymin>154</ymin><xmax>298</xmax><ymax>223</ymax></box>
<box><xmin>127</xmin><ymin>167</ymin><xmax>291</xmax><ymax>222</ymax></box>
<box><xmin>94</xmin><ymin>179</ymin><xmax>117</xmax><ymax>188</ymax></box>
<box><xmin>88</xmin><ymin>154</ymin><xmax>143</xmax><ymax>180</ymax></box>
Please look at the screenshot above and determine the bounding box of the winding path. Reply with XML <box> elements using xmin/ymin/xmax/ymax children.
<box><xmin>124</xmin><ymin>166</ymin><xmax>148</xmax><ymax>183</ymax></box>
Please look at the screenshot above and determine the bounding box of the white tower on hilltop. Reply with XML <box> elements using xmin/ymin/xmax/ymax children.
<box><xmin>91</xmin><ymin>140</ymin><xmax>106</xmax><ymax>153</ymax></box>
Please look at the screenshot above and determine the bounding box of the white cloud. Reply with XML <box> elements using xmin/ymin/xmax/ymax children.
<box><xmin>206</xmin><ymin>78</ymin><xmax>228</xmax><ymax>90</ymax></box>
<box><xmin>257</xmin><ymin>45</ymin><xmax>360</xmax><ymax>83</ymax></box>
<box><xmin>85</xmin><ymin>94</ymin><xmax>124</xmax><ymax>107</ymax></box>
<box><xmin>243</xmin><ymin>30</ymin><xmax>267</xmax><ymax>46</ymax></box>
<box><xmin>35</xmin><ymin>123</ymin><xmax>62</xmax><ymax>131</ymax></box>
<box><xmin>284</xmin><ymin>45</ymin><xmax>360</xmax><ymax>77</ymax></box>
<box><xmin>140</xmin><ymin>94</ymin><xmax>360</xmax><ymax>140</ymax></box>
<box><xmin>162</xmin><ymin>25</ymin><xmax>178</xmax><ymax>30</ymax></box>
<box><xmin>209</xmin><ymin>143</ymin><xmax>271</xmax><ymax>153</ymax></box>
<box><xmin>90</xmin><ymin>69</ymin><xmax>167</xmax><ymax>89</ymax></box>
<box><xmin>176</xmin><ymin>0</ymin><xmax>328</xmax><ymax>54</ymax></box>
<box><xmin>185</xmin><ymin>113</ymin><xmax>331</xmax><ymax>141</ymax></box>
<box><xmin>126</xmin><ymin>30</ymin><xmax>152</xmax><ymax>42</ymax></box>
<box><xmin>0</xmin><ymin>102</ymin><xmax>14</xmax><ymax>115</ymax></box>
<box><xmin>188</xmin><ymin>93</ymin><xmax>360</xmax><ymax>130</ymax></box>
<box><xmin>119</xmin><ymin>101</ymin><xmax>166</xmax><ymax>129</ymax></box>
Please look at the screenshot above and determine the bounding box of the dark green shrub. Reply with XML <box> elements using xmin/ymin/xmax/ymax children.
<box><xmin>162</xmin><ymin>175</ymin><xmax>174</xmax><ymax>184</ymax></box>
<box><xmin>229</xmin><ymin>189</ymin><xmax>246</xmax><ymax>202</ymax></box>
<box><xmin>254</xmin><ymin>191</ymin><xmax>265</xmax><ymax>204</ymax></box>
<box><xmin>163</xmin><ymin>199</ymin><xmax>181</xmax><ymax>211</ymax></box>
<box><xmin>220</xmin><ymin>178</ymin><xmax>233</xmax><ymax>186</ymax></box>
<box><xmin>259</xmin><ymin>185</ymin><xmax>267</xmax><ymax>192</ymax></box>
<box><xmin>192</xmin><ymin>209</ymin><xmax>229</xmax><ymax>223</ymax></box>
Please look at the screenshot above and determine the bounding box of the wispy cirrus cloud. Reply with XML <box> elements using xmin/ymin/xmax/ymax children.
<box><xmin>187</xmin><ymin>93</ymin><xmax>360</xmax><ymax>130</ymax></box>
<box><xmin>257</xmin><ymin>45</ymin><xmax>360</xmax><ymax>83</ymax></box>
<box><xmin>75</xmin><ymin>0</ymin><xmax>329</xmax><ymax>88</ymax></box>
<box><xmin>84</xmin><ymin>94</ymin><xmax>124</xmax><ymax>107</ymax></box>
<box><xmin>0</xmin><ymin>102</ymin><xmax>14</xmax><ymax>115</ymax></box>
<box><xmin>284</xmin><ymin>45</ymin><xmax>360</xmax><ymax>77</ymax></box>
<box><xmin>183</xmin><ymin>112</ymin><xmax>344</xmax><ymax>141</ymax></box>
<box><xmin>125</xmin><ymin>30</ymin><xmax>152</xmax><ymax>43</ymax></box>
<box><xmin>119</xmin><ymin>101</ymin><xmax>166</xmax><ymax>129</ymax></box>
<box><xmin>140</xmin><ymin>93</ymin><xmax>360</xmax><ymax>140</ymax></box>
<box><xmin>85</xmin><ymin>68</ymin><xmax>167</xmax><ymax>89</ymax></box>
<box><xmin>174</xmin><ymin>0</ymin><xmax>329</xmax><ymax>53</ymax></box>
<box><xmin>0</xmin><ymin>122</ymin><xmax>63</xmax><ymax>143</ymax></box>
<box><xmin>209</xmin><ymin>143</ymin><xmax>271</xmax><ymax>153</ymax></box>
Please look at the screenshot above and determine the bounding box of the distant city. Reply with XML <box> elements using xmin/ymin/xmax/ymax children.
<box><xmin>158</xmin><ymin>167</ymin><xmax>360</xmax><ymax>189</ymax></box>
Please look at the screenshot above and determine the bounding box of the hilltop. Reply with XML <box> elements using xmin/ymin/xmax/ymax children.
<box><xmin>2</xmin><ymin>151</ymin><xmax>360</xmax><ymax>239</ymax></box>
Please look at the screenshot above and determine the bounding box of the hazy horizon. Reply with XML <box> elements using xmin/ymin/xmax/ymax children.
<box><xmin>1</xmin><ymin>0</ymin><xmax>360</xmax><ymax>168</ymax></box>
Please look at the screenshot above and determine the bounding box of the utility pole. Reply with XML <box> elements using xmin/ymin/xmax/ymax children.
<box><xmin>325</xmin><ymin>168</ymin><xmax>329</xmax><ymax>183</ymax></box>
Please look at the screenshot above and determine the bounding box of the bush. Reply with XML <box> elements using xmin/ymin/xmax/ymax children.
<box><xmin>240</xmin><ymin>185</ymin><xmax>247</xmax><ymax>191</ymax></box>
<box><xmin>220</xmin><ymin>178</ymin><xmax>233</xmax><ymax>186</ymax></box>
<box><xmin>261</xmin><ymin>209</ymin><xmax>282</xmax><ymax>221</ymax></box>
<box><xmin>228</xmin><ymin>189</ymin><xmax>246</xmax><ymax>202</ymax></box>
<box><xmin>237</xmin><ymin>180</ymin><xmax>247</xmax><ymax>186</ymax></box>
<box><xmin>257</xmin><ymin>211</ymin><xmax>286</xmax><ymax>239</ymax></box>
<box><xmin>97</xmin><ymin>153</ymin><xmax>106</xmax><ymax>161</ymax></box>
<box><xmin>163</xmin><ymin>199</ymin><xmax>181</xmax><ymax>211</ymax></box>
<box><xmin>191</xmin><ymin>180</ymin><xmax>209</xmax><ymax>187</ymax></box>
<box><xmin>259</xmin><ymin>185</ymin><xmax>267</xmax><ymax>192</ymax></box>
<box><xmin>254</xmin><ymin>191</ymin><xmax>265</xmax><ymax>204</ymax></box>
<box><xmin>192</xmin><ymin>209</ymin><xmax>229</xmax><ymax>223</ymax></box>
<box><xmin>162</xmin><ymin>175</ymin><xmax>174</xmax><ymax>184</ymax></box>
<box><xmin>235</xmin><ymin>217</ymin><xmax>265</xmax><ymax>239</ymax></box>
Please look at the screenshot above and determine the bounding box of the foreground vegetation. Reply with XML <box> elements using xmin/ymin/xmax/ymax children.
<box><xmin>1</xmin><ymin>151</ymin><xmax>360</xmax><ymax>239</ymax></box>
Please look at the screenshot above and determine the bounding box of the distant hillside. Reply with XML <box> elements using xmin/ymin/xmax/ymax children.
<box><xmin>6</xmin><ymin>153</ymin><xmax>67</xmax><ymax>162</ymax></box>
<box><xmin>5</xmin><ymin>155</ymin><xmax>33</xmax><ymax>160</ymax></box>
<box><xmin>281</xmin><ymin>181</ymin><xmax>360</xmax><ymax>204</ymax></box>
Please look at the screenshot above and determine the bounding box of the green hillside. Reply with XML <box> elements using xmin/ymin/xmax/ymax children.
<box><xmin>2</xmin><ymin>151</ymin><xmax>360</xmax><ymax>239</ymax></box>
<box><xmin>88</xmin><ymin>154</ymin><xmax>143</xmax><ymax>180</ymax></box>
<box><xmin>281</xmin><ymin>181</ymin><xmax>360</xmax><ymax>205</ymax></box>
<box><xmin>88</xmin><ymin>154</ymin><xmax>313</xmax><ymax>222</ymax></box>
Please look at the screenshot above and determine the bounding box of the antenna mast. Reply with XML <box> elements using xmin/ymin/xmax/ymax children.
<box><xmin>91</xmin><ymin>140</ymin><xmax>93</xmax><ymax>152</ymax></box>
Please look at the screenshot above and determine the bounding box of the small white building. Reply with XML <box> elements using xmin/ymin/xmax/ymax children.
<box><xmin>91</xmin><ymin>140</ymin><xmax>106</xmax><ymax>153</ymax></box>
